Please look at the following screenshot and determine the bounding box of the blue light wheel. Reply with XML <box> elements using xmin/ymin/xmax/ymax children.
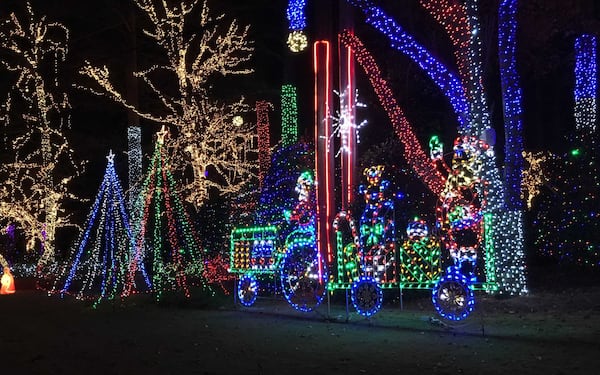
<box><xmin>237</xmin><ymin>274</ymin><xmax>258</xmax><ymax>307</ymax></box>
<box><xmin>280</xmin><ymin>238</ymin><xmax>326</xmax><ymax>312</ymax></box>
<box><xmin>351</xmin><ymin>276</ymin><xmax>383</xmax><ymax>317</ymax></box>
<box><xmin>432</xmin><ymin>268</ymin><xmax>474</xmax><ymax>321</ymax></box>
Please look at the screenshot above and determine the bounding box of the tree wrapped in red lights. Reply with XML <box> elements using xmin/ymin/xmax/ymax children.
<box><xmin>338</xmin><ymin>30</ymin><xmax>446</xmax><ymax>196</ymax></box>
<box><xmin>125</xmin><ymin>127</ymin><xmax>208</xmax><ymax>300</ymax></box>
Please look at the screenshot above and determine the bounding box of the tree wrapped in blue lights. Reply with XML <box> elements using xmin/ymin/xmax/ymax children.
<box><xmin>126</xmin><ymin>127</ymin><xmax>209</xmax><ymax>300</ymax></box>
<box><xmin>534</xmin><ymin>35</ymin><xmax>600</xmax><ymax>267</ymax></box>
<box><xmin>52</xmin><ymin>152</ymin><xmax>150</xmax><ymax>306</ymax></box>
<box><xmin>254</xmin><ymin>142</ymin><xmax>313</xmax><ymax>239</ymax></box>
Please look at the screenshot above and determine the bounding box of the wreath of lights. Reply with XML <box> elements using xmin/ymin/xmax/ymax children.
<box><xmin>351</xmin><ymin>276</ymin><xmax>383</xmax><ymax>317</ymax></box>
<box><xmin>237</xmin><ymin>273</ymin><xmax>258</xmax><ymax>307</ymax></box>
<box><xmin>432</xmin><ymin>266</ymin><xmax>474</xmax><ymax>321</ymax></box>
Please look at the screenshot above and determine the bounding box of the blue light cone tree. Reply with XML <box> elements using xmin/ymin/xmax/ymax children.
<box><xmin>125</xmin><ymin>127</ymin><xmax>209</xmax><ymax>301</ymax></box>
<box><xmin>53</xmin><ymin>151</ymin><xmax>150</xmax><ymax>306</ymax></box>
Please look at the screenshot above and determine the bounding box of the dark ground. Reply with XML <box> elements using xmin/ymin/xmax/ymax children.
<box><xmin>1</xmin><ymin>266</ymin><xmax>600</xmax><ymax>375</ymax></box>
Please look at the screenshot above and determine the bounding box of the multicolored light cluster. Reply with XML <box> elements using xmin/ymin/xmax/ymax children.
<box><xmin>420</xmin><ymin>0</ymin><xmax>526</xmax><ymax>295</ymax></box>
<box><xmin>533</xmin><ymin>35</ymin><xmax>599</xmax><ymax>268</ymax></box>
<box><xmin>358</xmin><ymin>166</ymin><xmax>396</xmax><ymax>283</ymax></box>
<box><xmin>400</xmin><ymin>218</ymin><xmax>441</xmax><ymax>286</ymax></box>
<box><xmin>255</xmin><ymin>142</ymin><xmax>313</xmax><ymax>236</ymax></box>
<box><xmin>435</xmin><ymin>137</ymin><xmax>486</xmax><ymax>273</ymax></box>
<box><xmin>281</xmin><ymin>171</ymin><xmax>326</xmax><ymax>312</ymax></box>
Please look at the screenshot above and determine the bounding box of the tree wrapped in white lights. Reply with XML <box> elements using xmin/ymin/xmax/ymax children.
<box><xmin>79</xmin><ymin>0</ymin><xmax>257</xmax><ymax>208</ymax></box>
<box><xmin>0</xmin><ymin>3</ymin><xmax>83</xmax><ymax>267</ymax></box>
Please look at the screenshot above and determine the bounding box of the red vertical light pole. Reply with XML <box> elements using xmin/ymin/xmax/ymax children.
<box><xmin>339</xmin><ymin>2</ymin><xmax>356</xmax><ymax>211</ymax></box>
<box><xmin>256</xmin><ymin>100</ymin><xmax>272</xmax><ymax>189</ymax></box>
<box><xmin>314</xmin><ymin>40</ymin><xmax>335</xmax><ymax>265</ymax></box>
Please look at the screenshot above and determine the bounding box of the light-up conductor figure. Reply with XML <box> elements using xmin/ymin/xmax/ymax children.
<box><xmin>285</xmin><ymin>171</ymin><xmax>316</xmax><ymax>228</ymax></box>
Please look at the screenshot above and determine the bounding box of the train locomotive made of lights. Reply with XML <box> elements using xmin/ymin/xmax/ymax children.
<box><xmin>229</xmin><ymin>137</ymin><xmax>498</xmax><ymax>321</ymax></box>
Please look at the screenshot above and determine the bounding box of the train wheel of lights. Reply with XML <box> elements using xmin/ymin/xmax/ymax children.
<box><xmin>432</xmin><ymin>269</ymin><xmax>474</xmax><ymax>321</ymax></box>
<box><xmin>351</xmin><ymin>276</ymin><xmax>383</xmax><ymax>317</ymax></box>
<box><xmin>237</xmin><ymin>274</ymin><xmax>258</xmax><ymax>307</ymax></box>
<box><xmin>280</xmin><ymin>241</ymin><xmax>326</xmax><ymax>312</ymax></box>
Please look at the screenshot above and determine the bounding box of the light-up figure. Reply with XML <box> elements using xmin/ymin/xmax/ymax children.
<box><xmin>435</xmin><ymin>136</ymin><xmax>486</xmax><ymax>273</ymax></box>
<box><xmin>429</xmin><ymin>136</ymin><xmax>486</xmax><ymax>321</ymax></box>
<box><xmin>1</xmin><ymin>267</ymin><xmax>15</xmax><ymax>295</ymax></box>
<box><xmin>281</xmin><ymin>171</ymin><xmax>326</xmax><ymax>312</ymax></box>
<box><xmin>358</xmin><ymin>166</ymin><xmax>396</xmax><ymax>282</ymax></box>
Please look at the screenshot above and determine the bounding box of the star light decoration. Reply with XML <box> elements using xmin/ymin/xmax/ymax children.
<box><xmin>329</xmin><ymin>87</ymin><xmax>368</xmax><ymax>157</ymax></box>
<box><xmin>0</xmin><ymin>3</ymin><xmax>83</xmax><ymax>267</ymax></box>
<box><xmin>79</xmin><ymin>0</ymin><xmax>257</xmax><ymax>209</ymax></box>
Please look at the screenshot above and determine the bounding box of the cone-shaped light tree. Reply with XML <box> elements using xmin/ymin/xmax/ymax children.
<box><xmin>52</xmin><ymin>152</ymin><xmax>149</xmax><ymax>306</ymax></box>
<box><xmin>125</xmin><ymin>127</ymin><xmax>208</xmax><ymax>300</ymax></box>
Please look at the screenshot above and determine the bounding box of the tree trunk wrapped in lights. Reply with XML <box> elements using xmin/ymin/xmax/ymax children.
<box><xmin>78</xmin><ymin>0</ymin><xmax>257</xmax><ymax>209</ymax></box>
<box><xmin>0</xmin><ymin>3</ymin><xmax>83</xmax><ymax>268</ymax></box>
